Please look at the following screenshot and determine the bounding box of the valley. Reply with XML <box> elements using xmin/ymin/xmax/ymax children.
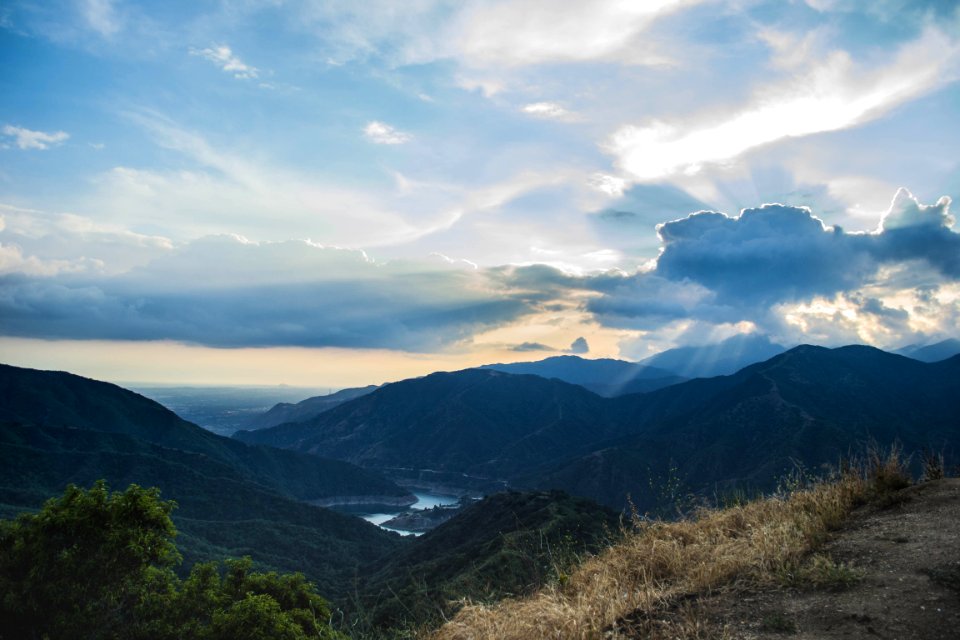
<box><xmin>2</xmin><ymin>341</ymin><xmax>959</xmax><ymax>637</ymax></box>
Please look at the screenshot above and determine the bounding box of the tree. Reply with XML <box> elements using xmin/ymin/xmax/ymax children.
<box><xmin>0</xmin><ymin>481</ymin><xmax>344</xmax><ymax>640</ymax></box>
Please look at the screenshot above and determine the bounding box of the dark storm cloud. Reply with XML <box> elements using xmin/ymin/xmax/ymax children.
<box><xmin>654</xmin><ymin>204</ymin><xmax>874</xmax><ymax>305</ymax></box>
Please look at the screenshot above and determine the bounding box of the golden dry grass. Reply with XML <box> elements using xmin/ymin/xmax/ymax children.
<box><xmin>430</xmin><ymin>473</ymin><xmax>867</xmax><ymax>640</ymax></box>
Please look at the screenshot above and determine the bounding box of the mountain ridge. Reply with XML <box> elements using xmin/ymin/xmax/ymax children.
<box><xmin>237</xmin><ymin>345</ymin><xmax>960</xmax><ymax>510</ymax></box>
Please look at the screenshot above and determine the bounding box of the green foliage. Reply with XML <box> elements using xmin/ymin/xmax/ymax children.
<box><xmin>348</xmin><ymin>491</ymin><xmax>619</xmax><ymax>635</ymax></box>
<box><xmin>0</xmin><ymin>421</ymin><xmax>402</xmax><ymax>598</ymax></box>
<box><xmin>0</xmin><ymin>482</ymin><xmax>344</xmax><ymax>640</ymax></box>
<box><xmin>0</xmin><ymin>480</ymin><xmax>179</xmax><ymax>639</ymax></box>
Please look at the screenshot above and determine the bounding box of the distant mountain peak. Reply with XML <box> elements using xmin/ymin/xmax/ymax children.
<box><xmin>895</xmin><ymin>338</ymin><xmax>960</xmax><ymax>363</ymax></box>
<box><xmin>638</xmin><ymin>333</ymin><xmax>788</xmax><ymax>379</ymax></box>
<box><xmin>477</xmin><ymin>354</ymin><xmax>685</xmax><ymax>397</ymax></box>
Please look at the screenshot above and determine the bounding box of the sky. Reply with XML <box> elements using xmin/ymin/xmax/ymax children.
<box><xmin>1</xmin><ymin>0</ymin><xmax>959</xmax><ymax>386</ymax></box>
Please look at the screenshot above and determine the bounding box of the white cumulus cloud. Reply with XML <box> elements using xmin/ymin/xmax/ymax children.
<box><xmin>2</xmin><ymin>125</ymin><xmax>69</xmax><ymax>150</ymax></box>
<box><xmin>190</xmin><ymin>44</ymin><xmax>259</xmax><ymax>79</ymax></box>
<box><xmin>521</xmin><ymin>102</ymin><xmax>577</xmax><ymax>121</ymax></box>
<box><xmin>363</xmin><ymin>121</ymin><xmax>413</xmax><ymax>144</ymax></box>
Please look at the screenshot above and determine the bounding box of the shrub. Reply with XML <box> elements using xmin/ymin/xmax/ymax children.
<box><xmin>0</xmin><ymin>481</ymin><xmax>344</xmax><ymax>640</ymax></box>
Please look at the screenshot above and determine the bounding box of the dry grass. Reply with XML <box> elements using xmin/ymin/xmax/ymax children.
<box><xmin>866</xmin><ymin>442</ymin><xmax>912</xmax><ymax>495</ymax></box>
<box><xmin>430</xmin><ymin>472</ymin><xmax>868</xmax><ymax>640</ymax></box>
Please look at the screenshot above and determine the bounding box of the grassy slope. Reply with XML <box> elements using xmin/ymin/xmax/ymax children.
<box><xmin>433</xmin><ymin>470</ymin><xmax>874</xmax><ymax>639</ymax></box>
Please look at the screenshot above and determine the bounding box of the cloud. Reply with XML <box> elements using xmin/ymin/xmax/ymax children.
<box><xmin>2</xmin><ymin>125</ymin><xmax>69</xmax><ymax>150</ymax></box>
<box><xmin>581</xmin><ymin>189</ymin><xmax>960</xmax><ymax>334</ymax></box>
<box><xmin>81</xmin><ymin>0</ymin><xmax>120</xmax><ymax>37</ymax></box>
<box><xmin>453</xmin><ymin>0</ymin><xmax>697</xmax><ymax>67</ymax></box>
<box><xmin>587</xmin><ymin>174</ymin><xmax>628</xmax><ymax>197</ymax></box>
<box><xmin>0</xmin><ymin>203</ymin><xmax>173</xmax><ymax>275</ymax></box>
<box><xmin>97</xmin><ymin>111</ymin><xmax>452</xmax><ymax>245</ymax></box>
<box><xmin>510</xmin><ymin>341</ymin><xmax>555</xmax><ymax>352</ymax></box>
<box><xmin>606</xmin><ymin>27</ymin><xmax>959</xmax><ymax>181</ymax></box>
<box><xmin>0</xmin><ymin>235</ymin><xmax>537</xmax><ymax>351</ymax></box>
<box><xmin>363</xmin><ymin>121</ymin><xmax>413</xmax><ymax>144</ymax></box>
<box><xmin>190</xmin><ymin>45</ymin><xmax>259</xmax><ymax>79</ymax></box>
<box><xmin>490</xmin><ymin>189</ymin><xmax>959</xmax><ymax>349</ymax></box>
<box><xmin>881</xmin><ymin>187</ymin><xmax>954</xmax><ymax>231</ymax></box>
<box><xmin>568</xmin><ymin>336</ymin><xmax>590</xmax><ymax>353</ymax></box>
<box><xmin>653</xmin><ymin>204</ymin><xmax>870</xmax><ymax>305</ymax></box>
<box><xmin>521</xmin><ymin>102</ymin><xmax>577</xmax><ymax>121</ymax></box>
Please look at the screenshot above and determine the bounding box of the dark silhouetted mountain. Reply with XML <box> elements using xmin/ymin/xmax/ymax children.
<box><xmin>0</xmin><ymin>364</ymin><xmax>409</xmax><ymax>503</ymax></box>
<box><xmin>534</xmin><ymin>346</ymin><xmax>960</xmax><ymax>509</ymax></box>
<box><xmin>479</xmin><ymin>355</ymin><xmax>685</xmax><ymax>396</ymax></box>
<box><xmin>237</xmin><ymin>346</ymin><xmax>960</xmax><ymax>511</ymax></box>
<box><xmin>638</xmin><ymin>333</ymin><xmax>787</xmax><ymax>378</ymax></box>
<box><xmin>236</xmin><ymin>369</ymin><xmax>622</xmax><ymax>479</ymax></box>
<box><xmin>245</xmin><ymin>385</ymin><xmax>379</xmax><ymax>430</ymax></box>
<box><xmin>896</xmin><ymin>338</ymin><xmax>960</xmax><ymax>363</ymax></box>
<box><xmin>353</xmin><ymin>490</ymin><xmax>619</xmax><ymax>630</ymax></box>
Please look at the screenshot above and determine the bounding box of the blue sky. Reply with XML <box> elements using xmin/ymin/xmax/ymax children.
<box><xmin>1</xmin><ymin>0</ymin><xmax>959</xmax><ymax>385</ymax></box>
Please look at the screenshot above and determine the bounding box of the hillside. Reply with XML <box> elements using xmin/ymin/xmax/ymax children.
<box><xmin>245</xmin><ymin>384</ymin><xmax>379</xmax><ymax>430</ymax></box>
<box><xmin>0</xmin><ymin>364</ymin><xmax>410</xmax><ymax>504</ymax></box>
<box><xmin>694</xmin><ymin>478</ymin><xmax>960</xmax><ymax>639</ymax></box>
<box><xmin>431</xmin><ymin>467</ymin><xmax>958</xmax><ymax>639</ymax></box>
<box><xmin>352</xmin><ymin>490</ymin><xmax>620</xmax><ymax>631</ymax></box>
<box><xmin>479</xmin><ymin>355</ymin><xmax>685</xmax><ymax>397</ymax></box>
<box><xmin>0</xmin><ymin>364</ymin><xmax>410</xmax><ymax>599</ymax></box>
<box><xmin>236</xmin><ymin>369</ymin><xmax>620</xmax><ymax>479</ymax></box>
<box><xmin>536</xmin><ymin>345</ymin><xmax>960</xmax><ymax>509</ymax></box>
<box><xmin>238</xmin><ymin>346</ymin><xmax>960</xmax><ymax>510</ymax></box>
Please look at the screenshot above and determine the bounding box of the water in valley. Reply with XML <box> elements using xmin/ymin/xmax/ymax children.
<box><xmin>357</xmin><ymin>491</ymin><xmax>461</xmax><ymax>536</ymax></box>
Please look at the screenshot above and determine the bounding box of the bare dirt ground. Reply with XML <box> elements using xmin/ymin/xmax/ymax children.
<box><xmin>617</xmin><ymin>478</ymin><xmax>960</xmax><ymax>639</ymax></box>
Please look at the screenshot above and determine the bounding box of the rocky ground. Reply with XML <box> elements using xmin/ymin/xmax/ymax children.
<box><xmin>618</xmin><ymin>478</ymin><xmax>960</xmax><ymax>639</ymax></box>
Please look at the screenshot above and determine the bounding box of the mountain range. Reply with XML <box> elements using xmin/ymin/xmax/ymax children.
<box><xmin>237</xmin><ymin>334</ymin><xmax>788</xmax><ymax>429</ymax></box>
<box><xmin>479</xmin><ymin>356</ymin><xmax>684</xmax><ymax>397</ymax></box>
<box><xmin>237</xmin><ymin>345</ymin><xmax>960</xmax><ymax>510</ymax></box>
<box><xmin>0</xmin><ymin>362</ymin><xmax>624</xmax><ymax>620</ymax></box>
<box><xmin>244</xmin><ymin>384</ymin><xmax>379</xmax><ymax>431</ymax></box>
<box><xmin>895</xmin><ymin>338</ymin><xmax>960</xmax><ymax>363</ymax></box>
<box><xmin>637</xmin><ymin>333</ymin><xmax>788</xmax><ymax>378</ymax></box>
<box><xmin>5</xmin><ymin>343</ymin><xmax>960</xmax><ymax>629</ymax></box>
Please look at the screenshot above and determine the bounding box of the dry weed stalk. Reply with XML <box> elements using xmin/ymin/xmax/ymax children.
<box><xmin>431</xmin><ymin>473</ymin><xmax>866</xmax><ymax>640</ymax></box>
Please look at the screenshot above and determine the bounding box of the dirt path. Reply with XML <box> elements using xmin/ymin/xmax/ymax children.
<box><xmin>717</xmin><ymin>478</ymin><xmax>960</xmax><ymax>639</ymax></box>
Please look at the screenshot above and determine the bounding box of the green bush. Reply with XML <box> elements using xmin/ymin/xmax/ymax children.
<box><xmin>0</xmin><ymin>481</ymin><xmax>344</xmax><ymax>640</ymax></box>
